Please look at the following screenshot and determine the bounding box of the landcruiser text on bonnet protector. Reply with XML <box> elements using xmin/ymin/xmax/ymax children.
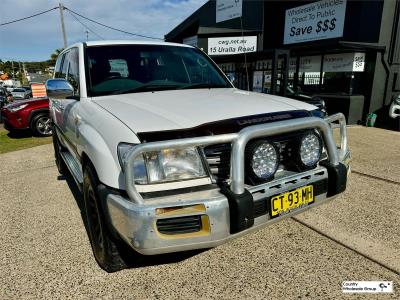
<box><xmin>46</xmin><ymin>41</ymin><xmax>350</xmax><ymax>272</ymax></box>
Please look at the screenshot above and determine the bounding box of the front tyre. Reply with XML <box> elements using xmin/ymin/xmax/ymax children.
<box><xmin>32</xmin><ymin>114</ymin><xmax>52</xmax><ymax>136</ymax></box>
<box><xmin>83</xmin><ymin>164</ymin><xmax>128</xmax><ymax>272</ymax></box>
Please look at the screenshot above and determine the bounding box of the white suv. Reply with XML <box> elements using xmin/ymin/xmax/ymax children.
<box><xmin>46</xmin><ymin>41</ymin><xmax>350</xmax><ymax>272</ymax></box>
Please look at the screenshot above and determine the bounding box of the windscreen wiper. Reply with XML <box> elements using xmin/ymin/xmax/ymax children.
<box><xmin>110</xmin><ymin>84</ymin><xmax>180</xmax><ymax>95</ymax></box>
<box><xmin>178</xmin><ymin>83</ymin><xmax>229</xmax><ymax>90</ymax></box>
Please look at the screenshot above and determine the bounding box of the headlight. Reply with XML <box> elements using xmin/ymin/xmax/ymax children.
<box><xmin>298</xmin><ymin>132</ymin><xmax>322</xmax><ymax>168</ymax></box>
<box><xmin>117</xmin><ymin>143</ymin><xmax>207</xmax><ymax>185</ymax></box>
<box><xmin>7</xmin><ymin>103</ymin><xmax>28</xmax><ymax>112</ymax></box>
<box><xmin>246</xmin><ymin>140</ymin><xmax>279</xmax><ymax>183</ymax></box>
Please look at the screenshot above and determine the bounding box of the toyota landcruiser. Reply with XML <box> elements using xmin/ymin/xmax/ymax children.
<box><xmin>46</xmin><ymin>41</ymin><xmax>350</xmax><ymax>272</ymax></box>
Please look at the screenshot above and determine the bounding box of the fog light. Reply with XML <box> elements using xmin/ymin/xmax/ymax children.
<box><xmin>299</xmin><ymin>132</ymin><xmax>322</xmax><ymax>168</ymax></box>
<box><xmin>246</xmin><ymin>140</ymin><xmax>279</xmax><ymax>182</ymax></box>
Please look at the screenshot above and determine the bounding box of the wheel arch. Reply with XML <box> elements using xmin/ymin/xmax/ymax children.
<box><xmin>77</xmin><ymin>123</ymin><xmax>124</xmax><ymax>190</ymax></box>
<box><xmin>28</xmin><ymin>108</ymin><xmax>50</xmax><ymax>129</ymax></box>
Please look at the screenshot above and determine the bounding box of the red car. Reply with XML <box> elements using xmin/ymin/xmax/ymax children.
<box><xmin>1</xmin><ymin>98</ymin><xmax>52</xmax><ymax>136</ymax></box>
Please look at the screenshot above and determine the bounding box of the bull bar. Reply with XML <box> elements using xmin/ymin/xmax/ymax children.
<box><xmin>124</xmin><ymin>113</ymin><xmax>348</xmax><ymax>204</ymax></box>
<box><xmin>105</xmin><ymin>113</ymin><xmax>349</xmax><ymax>254</ymax></box>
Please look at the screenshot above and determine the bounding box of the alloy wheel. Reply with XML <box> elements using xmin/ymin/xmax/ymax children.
<box><xmin>36</xmin><ymin>116</ymin><xmax>52</xmax><ymax>136</ymax></box>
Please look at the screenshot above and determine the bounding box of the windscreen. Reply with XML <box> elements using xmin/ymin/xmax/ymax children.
<box><xmin>86</xmin><ymin>44</ymin><xmax>231</xmax><ymax>96</ymax></box>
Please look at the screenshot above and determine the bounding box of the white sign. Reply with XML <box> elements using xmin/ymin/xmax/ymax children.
<box><xmin>342</xmin><ymin>281</ymin><xmax>393</xmax><ymax>294</ymax></box>
<box><xmin>183</xmin><ymin>36</ymin><xmax>198</xmax><ymax>47</ymax></box>
<box><xmin>208</xmin><ymin>36</ymin><xmax>257</xmax><ymax>56</ymax></box>
<box><xmin>289</xmin><ymin>56</ymin><xmax>322</xmax><ymax>72</ymax></box>
<box><xmin>216</xmin><ymin>0</ymin><xmax>242</xmax><ymax>23</ymax></box>
<box><xmin>299</xmin><ymin>55</ymin><xmax>322</xmax><ymax>72</ymax></box>
<box><xmin>284</xmin><ymin>0</ymin><xmax>347</xmax><ymax>45</ymax></box>
<box><xmin>324</xmin><ymin>52</ymin><xmax>365</xmax><ymax>72</ymax></box>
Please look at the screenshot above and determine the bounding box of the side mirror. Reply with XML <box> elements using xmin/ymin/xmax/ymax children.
<box><xmin>45</xmin><ymin>79</ymin><xmax>74</xmax><ymax>100</ymax></box>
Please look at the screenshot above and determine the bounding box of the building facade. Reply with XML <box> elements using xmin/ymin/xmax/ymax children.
<box><xmin>165</xmin><ymin>0</ymin><xmax>400</xmax><ymax>126</ymax></box>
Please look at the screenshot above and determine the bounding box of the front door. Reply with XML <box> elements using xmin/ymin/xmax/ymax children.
<box><xmin>52</xmin><ymin>47</ymin><xmax>81</xmax><ymax>161</ymax></box>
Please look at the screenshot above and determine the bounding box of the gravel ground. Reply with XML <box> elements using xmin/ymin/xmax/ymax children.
<box><xmin>0</xmin><ymin>126</ymin><xmax>399</xmax><ymax>299</ymax></box>
<box><xmin>344</xmin><ymin>126</ymin><xmax>400</xmax><ymax>183</ymax></box>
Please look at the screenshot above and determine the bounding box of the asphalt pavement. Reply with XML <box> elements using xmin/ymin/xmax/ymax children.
<box><xmin>0</xmin><ymin>126</ymin><xmax>399</xmax><ymax>299</ymax></box>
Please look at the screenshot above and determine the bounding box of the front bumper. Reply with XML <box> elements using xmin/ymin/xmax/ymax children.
<box><xmin>1</xmin><ymin>109</ymin><xmax>28</xmax><ymax>130</ymax></box>
<box><xmin>106</xmin><ymin>113</ymin><xmax>350</xmax><ymax>255</ymax></box>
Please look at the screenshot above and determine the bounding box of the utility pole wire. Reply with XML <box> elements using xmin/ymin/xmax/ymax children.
<box><xmin>65</xmin><ymin>7</ymin><xmax>164</xmax><ymax>40</ymax></box>
<box><xmin>0</xmin><ymin>5</ymin><xmax>162</xmax><ymax>41</ymax></box>
<box><xmin>0</xmin><ymin>7</ymin><xmax>58</xmax><ymax>26</ymax></box>
<box><xmin>66</xmin><ymin>10</ymin><xmax>104</xmax><ymax>40</ymax></box>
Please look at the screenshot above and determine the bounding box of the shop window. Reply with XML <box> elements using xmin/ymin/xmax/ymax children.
<box><xmin>393</xmin><ymin>73</ymin><xmax>399</xmax><ymax>91</ymax></box>
<box><xmin>295</xmin><ymin>72</ymin><xmax>321</xmax><ymax>94</ymax></box>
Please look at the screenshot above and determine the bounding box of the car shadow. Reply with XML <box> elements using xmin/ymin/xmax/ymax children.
<box><xmin>61</xmin><ymin>174</ymin><xmax>206</xmax><ymax>270</ymax></box>
<box><xmin>7</xmin><ymin>130</ymin><xmax>34</xmax><ymax>139</ymax></box>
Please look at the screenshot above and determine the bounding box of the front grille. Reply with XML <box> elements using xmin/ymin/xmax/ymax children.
<box><xmin>203</xmin><ymin>143</ymin><xmax>231</xmax><ymax>182</ymax></box>
<box><xmin>156</xmin><ymin>215</ymin><xmax>202</xmax><ymax>235</ymax></box>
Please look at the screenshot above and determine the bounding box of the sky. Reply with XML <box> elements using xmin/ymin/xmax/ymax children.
<box><xmin>0</xmin><ymin>0</ymin><xmax>208</xmax><ymax>62</ymax></box>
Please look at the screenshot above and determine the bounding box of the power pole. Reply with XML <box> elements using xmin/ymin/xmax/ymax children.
<box><xmin>85</xmin><ymin>30</ymin><xmax>89</xmax><ymax>42</ymax></box>
<box><xmin>59</xmin><ymin>3</ymin><xmax>67</xmax><ymax>48</ymax></box>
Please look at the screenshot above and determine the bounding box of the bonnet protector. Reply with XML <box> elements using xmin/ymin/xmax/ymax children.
<box><xmin>137</xmin><ymin>110</ymin><xmax>313</xmax><ymax>142</ymax></box>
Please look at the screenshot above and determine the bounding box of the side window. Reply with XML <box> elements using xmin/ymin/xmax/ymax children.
<box><xmin>54</xmin><ymin>53</ymin><xmax>66</xmax><ymax>78</ymax></box>
<box><xmin>66</xmin><ymin>48</ymin><xmax>80</xmax><ymax>95</ymax></box>
<box><xmin>60</xmin><ymin>51</ymin><xmax>70</xmax><ymax>79</ymax></box>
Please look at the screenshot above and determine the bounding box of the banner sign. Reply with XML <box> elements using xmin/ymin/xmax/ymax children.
<box><xmin>208</xmin><ymin>36</ymin><xmax>257</xmax><ymax>55</ymax></box>
<box><xmin>284</xmin><ymin>0</ymin><xmax>347</xmax><ymax>45</ymax></box>
<box><xmin>323</xmin><ymin>52</ymin><xmax>365</xmax><ymax>72</ymax></box>
<box><xmin>216</xmin><ymin>0</ymin><xmax>242</xmax><ymax>23</ymax></box>
<box><xmin>31</xmin><ymin>83</ymin><xmax>47</xmax><ymax>98</ymax></box>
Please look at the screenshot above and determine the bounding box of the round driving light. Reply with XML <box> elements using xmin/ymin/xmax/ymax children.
<box><xmin>246</xmin><ymin>141</ymin><xmax>279</xmax><ymax>183</ymax></box>
<box><xmin>299</xmin><ymin>132</ymin><xmax>322</xmax><ymax>168</ymax></box>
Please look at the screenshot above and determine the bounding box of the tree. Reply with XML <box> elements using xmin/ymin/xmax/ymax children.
<box><xmin>1</xmin><ymin>61</ymin><xmax>13</xmax><ymax>77</ymax></box>
<box><xmin>49</xmin><ymin>48</ymin><xmax>64</xmax><ymax>66</ymax></box>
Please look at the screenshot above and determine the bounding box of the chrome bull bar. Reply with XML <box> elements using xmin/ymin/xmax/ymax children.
<box><xmin>125</xmin><ymin>113</ymin><xmax>348</xmax><ymax>204</ymax></box>
<box><xmin>325</xmin><ymin>113</ymin><xmax>348</xmax><ymax>161</ymax></box>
